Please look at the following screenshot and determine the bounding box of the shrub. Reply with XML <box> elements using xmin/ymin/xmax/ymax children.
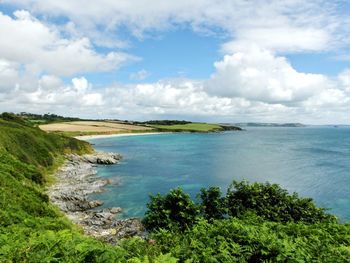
<box><xmin>198</xmin><ymin>186</ymin><xmax>226</xmax><ymax>221</ymax></box>
<box><xmin>226</xmin><ymin>180</ymin><xmax>335</xmax><ymax>223</ymax></box>
<box><xmin>142</xmin><ymin>188</ymin><xmax>199</xmax><ymax>231</ymax></box>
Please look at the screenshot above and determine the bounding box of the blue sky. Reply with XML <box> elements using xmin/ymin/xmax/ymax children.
<box><xmin>86</xmin><ymin>27</ymin><xmax>224</xmax><ymax>86</ymax></box>
<box><xmin>1</xmin><ymin>1</ymin><xmax>350</xmax><ymax>124</ymax></box>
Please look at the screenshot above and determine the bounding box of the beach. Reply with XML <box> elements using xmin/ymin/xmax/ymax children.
<box><xmin>75</xmin><ymin>132</ymin><xmax>169</xmax><ymax>141</ymax></box>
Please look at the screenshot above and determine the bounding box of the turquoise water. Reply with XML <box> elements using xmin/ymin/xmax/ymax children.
<box><xmin>89</xmin><ymin>127</ymin><xmax>350</xmax><ymax>221</ymax></box>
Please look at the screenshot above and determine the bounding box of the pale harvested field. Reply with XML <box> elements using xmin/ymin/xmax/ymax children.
<box><xmin>39</xmin><ymin>121</ymin><xmax>153</xmax><ymax>133</ymax></box>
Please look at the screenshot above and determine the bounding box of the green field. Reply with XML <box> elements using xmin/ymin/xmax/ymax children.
<box><xmin>151</xmin><ymin>123</ymin><xmax>225</xmax><ymax>132</ymax></box>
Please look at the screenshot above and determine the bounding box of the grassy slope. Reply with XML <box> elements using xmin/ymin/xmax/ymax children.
<box><xmin>151</xmin><ymin>123</ymin><xmax>224</xmax><ymax>132</ymax></box>
<box><xmin>0</xmin><ymin>119</ymin><xmax>152</xmax><ymax>262</ymax></box>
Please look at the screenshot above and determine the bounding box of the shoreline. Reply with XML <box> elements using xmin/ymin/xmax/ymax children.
<box><xmin>75</xmin><ymin>132</ymin><xmax>170</xmax><ymax>141</ymax></box>
<box><xmin>48</xmin><ymin>152</ymin><xmax>144</xmax><ymax>244</ymax></box>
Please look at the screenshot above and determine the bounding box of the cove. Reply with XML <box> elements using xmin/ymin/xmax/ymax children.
<box><xmin>88</xmin><ymin>127</ymin><xmax>350</xmax><ymax>221</ymax></box>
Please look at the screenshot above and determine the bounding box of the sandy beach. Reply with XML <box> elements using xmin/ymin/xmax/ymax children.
<box><xmin>75</xmin><ymin>132</ymin><xmax>169</xmax><ymax>141</ymax></box>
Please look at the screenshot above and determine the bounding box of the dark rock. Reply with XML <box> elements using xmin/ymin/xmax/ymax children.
<box><xmin>110</xmin><ymin>207</ymin><xmax>122</xmax><ymax>214</ymax></box>
<box><xmin>48</xmin><ymin>151</ymin><xmax>145</xmax><ymax>244</ymax></box>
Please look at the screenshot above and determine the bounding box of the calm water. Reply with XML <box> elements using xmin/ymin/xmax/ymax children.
<box><xmin>89</xmin><ymin>127</ymin><xmax>350</xmax><ymax>221</ymax></box>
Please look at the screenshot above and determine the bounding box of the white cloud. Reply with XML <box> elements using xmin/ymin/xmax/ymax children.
<box><xmin>1</xmin><ymin>70</ymin><xmax>350</xmax><ymax>123</ymax></box>
<box><xmin>222</xmin><ymin>27</ymin><xmax>330</xmax><ymax>54</ymax></box>
<box><xmin>0</xmin><ymin>10</ymin><xmax>134</xmax><ymax>76</ymax></box>
<box><xmin>4</xmin><ymin>0</ymin><xmax>346</xmax><ymax>53</ymax></box>
<box><xmin>0</xmin><ymin>59</ymin><xmax>19</xmax><ymax>91</ymax></box>
<box><xmin>1</xmin><ymin>1</ymin><xmax>350</xmax><ymax>124</ymax></box>
<box><xmin>206</xmin><ymin>46</ymin><xmax>328</xmax><ymax>103</ymax></box>
<box><xmin>2</xmin><ymin>76</ymin><xmax>104</xmax><ymax>110</ymax></box>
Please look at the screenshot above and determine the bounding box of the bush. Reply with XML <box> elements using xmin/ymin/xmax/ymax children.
<box><xmin>150</xmin><ymin>217</ymin><xmax>350</xmax><ymax>262</ymax></box>
<box><xmin>142</xmin><ymin>188</ymin><xmax>199</xmax><ymax>231</ymax></box>
<box><xmin>226</xmin><ymin>180</ymin><xmax>335</xmax><ymax>223</ymax></box>
<box><xmin>198</xmin><ymin>186</ymin><xmax>226</xmax><ymax>221</ymax></box>
<box><xmin>143</xmin><ymin>181</ymin><xmax>336</xmax><ymax>233</ymax></box>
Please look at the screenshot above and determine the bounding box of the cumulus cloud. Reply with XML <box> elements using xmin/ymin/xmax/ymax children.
<box><xmin>0</xmin><ymin>59</ymin><xmax>19</xmax><ymax>91</ymax></box>
<box><xmin>0</xmin><ymin>10</ymin><xmax>134</xmax><ymax>76</ymax></box>
<box><xmin>0</xmin><ymin>76</ymin><xmax>104</xmax><ymax>114</ymax></box>
<box><xmin>4</xmin><ymin>0</ymin><xmax>346</xmax><ymax>52</ymax></box>
<box><xmin>1</xmin><ymin>69</ymin><xmax>350</xmax><ymax>123</ymax></box>
<box><xmin>206</xmin><ymin>46</ymin><xmax>328</xmax><ymax>103</ymax></box>
<box><xmin>1</xmin><ymin>1</ymin><xmax>350</xmax><ymax>124</ymax></box>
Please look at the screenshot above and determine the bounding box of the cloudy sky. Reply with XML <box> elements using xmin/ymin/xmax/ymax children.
<box><xmin>1</xmin><ymin>1</ymin><xmax>350</xmax><ymax>123</ymax></box>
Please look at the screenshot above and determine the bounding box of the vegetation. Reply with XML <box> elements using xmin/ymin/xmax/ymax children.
<box><xmin>150</xmin><ymin>122</ymin><xmax>241</xmax><ymax>132</ymax></box>
<box><xmin>142</xmin><ymin>181</ymin><xmax>334</xmax><ymax>231</ymax></box>
<box><xmin>143</xmin><ymin>120</ymin><xmax>192</xmax><ymax>125</ymax></box>
<box><xmin>1</xmin><ymin>113</ymin><xmax>350</xmax><ymax>262</ymax></box>
<box><xmin>143</xmin><ymin>188</ymin><xmax>199</xmax><ymax>231</ymax></box>
<box><xmin>17</xmin><ymin>112</ymin><xmax>81</xmax><ymax>125</ymax></box>
<box><xmin>226</xmin><ymin>181</ymin><xmax>335</xmax><ymax>223</ymax></box>
<box><xmin>142</xmin><ymin>182</ymin><xmax>350</xmax><ymax>262</ymax></box>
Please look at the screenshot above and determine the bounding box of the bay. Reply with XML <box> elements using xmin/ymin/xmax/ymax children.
<box><xmin>89</xmin><ymin>127</ymin><xmax>350</xmax><ymax>221</ymax></box>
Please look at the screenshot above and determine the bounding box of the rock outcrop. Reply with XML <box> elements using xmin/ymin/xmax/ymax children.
<box><xmin>48</xmin><ymin>152</ymin><xmax>145</xmax><ymax>244</ymax></box>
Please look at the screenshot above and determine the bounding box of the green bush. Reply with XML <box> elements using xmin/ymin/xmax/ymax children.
<box><xmin>198</xmin><ymin>186</ymin><xmax>226</xmax><ymax>221</ymax></box>
<box><xmin>142</xmin><ymin>188</ymin><xmax>199</xmax><ymax>231</ymax></box>
<box><xmin>150</xmin><ymin>217</ymin><xmax>350</xmax><ymax>262</ymax></box>
<box><xmin>226</xmin><ymin>180</ymin><xmax>335</xmax><ymax>223</ymax></box>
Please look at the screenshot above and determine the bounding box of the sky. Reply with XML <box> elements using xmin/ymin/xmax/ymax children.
<box><xmin>1</xmin><ymin>1</ymin><xmax>350</xmax><ymax>124</ymax></box>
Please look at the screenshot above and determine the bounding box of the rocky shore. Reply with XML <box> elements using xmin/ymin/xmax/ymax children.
<box><xmin>48</xmin><ymin>152</ymin><xmax>145</xmax><ymax>244</ymax></box>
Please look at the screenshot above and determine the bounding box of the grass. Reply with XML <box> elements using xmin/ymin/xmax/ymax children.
<box><xmin>150</xmin><ymin>123</ymin><xmax>224</xmax><ymax>132</ymax></box>
<box><xmin>0</xmin><ymin>117</ymin><xmax>176</xmax><ymax>262</ymax></box>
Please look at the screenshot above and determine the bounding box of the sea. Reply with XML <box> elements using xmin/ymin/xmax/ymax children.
<box><xmin>88</xmin><ymin>126</ymin><xmax>350</xmax><ymax>221</ymax></box>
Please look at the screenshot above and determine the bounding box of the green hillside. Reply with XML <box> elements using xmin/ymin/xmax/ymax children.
<box><xmin>150</xmin><ymin>122</ymin><xmax>242</xmax><ymax>132</ymax></box>
<box><xmin>1</xmin><ymin>114</ymin><xmax>350</xmax><ymax>262</ymax></box>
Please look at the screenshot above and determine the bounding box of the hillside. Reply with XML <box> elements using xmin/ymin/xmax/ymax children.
<box><xmin>39</xmin><ymin>120</ymin><xmax>154</xmax><ymax>137</ymax></box>
<box><xmin>0</xmin><ymin>115</ymin><xmax>150</xmax><ymax>261</ymax></box>
<box><xmin>39</xmin><ymin>119</ymin><xmax>242</xmax><ymax>135</ymax></box>
<box><xmin>1</xmin><ymin>114</ymin><xmax>350</xmax><ymax>262</ymax></box>
<box><xmin>134</xmin><ymin>120</ymin><xmax>241</xmax><ymax>132</ymax></box>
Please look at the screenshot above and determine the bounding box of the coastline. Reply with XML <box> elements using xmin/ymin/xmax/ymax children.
<box><xmin>48</xmin><ymin>152</ymin><xmax>144</xmax><ymax>244</ymax></box>
<box><xmin>75</xmin><ymin>132</ymin><xmax>170</xmax><ymax>141</ymax></box>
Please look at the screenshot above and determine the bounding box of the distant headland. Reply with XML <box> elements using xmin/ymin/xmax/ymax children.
<box><xmin>233</xmin><ymin>122</ymin><xmax>305</xmax><ymax>127</ymax></box>
<box><xmin>14</xmin><ymin>112</ymin><xmax>242</xmax><ymax>136</ymax></box>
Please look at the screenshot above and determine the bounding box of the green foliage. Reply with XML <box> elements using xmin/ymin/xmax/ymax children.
<box><xmin>142</xmin><ymin>188</ymin><xmax>199</xmax><ymax>231</ymax></box>
<box><xmin>144</xmin><ymin>120</ymin><xmax>192</xmax><ymax>125</ymax></box>
<box><xmin>150</xmin><ymin>123</ymin><xmax>224</xmax><ymax>132</ymax></box>
<box><xmin>143</xmin><ymin>181</ymin><xmax>334</xmax><ymax>233</ymax></box>
<box><xmin>150</xmin><ymin>217</ymin><xmax>350</xmax><ymax>262</ymax></box>
<box><xmin>0</xmin><ymin>112</ymin><xmax>27</xmax><ymax>124</ymax></box>
<box><xmin>226</xmin><ymin>180</ymin><xmax>335</xmax><ymax>223</ymax></box>
<box><xmin>18</xmin><ymin>111</ymin><xmax>81</xmax><ymax>125</ymax></box>
<box><xmin>150</xmin><ymin>122</ymin><xmax>242</xmax><ymax>132</ymax></box>
<box><xmin>198</xmin><ymin>186</ymin><xmax>227</xmax><ymax>221</ymax></box>
<box><xmin>0</xmin><ymin>117</ymin><xmax>92</xmax><ymax>169</ymax></box>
